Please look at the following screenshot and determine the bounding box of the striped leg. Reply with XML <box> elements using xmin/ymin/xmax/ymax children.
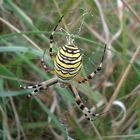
<box><xmin>41</xmin><ymin>16</ymin><xmax>64</xmax><ymax>72</ymax></box>
<box><xmin>78</xmin><ymin>44</ymin><xmax>107</xmax><ymax>84</ymax></box>
<box><xmin>68</xmin><ymin>85</ymin><xmax>99</xmax><ymax>121</ymax></box>
<box><xmin>20</xmin><ymin>84</ymin><xmax>43</xmax><ymax>98</ymax></box>
<box><xmin>20</xmin><ymin>78</ymin><xmax>58</xmax><ymax>98</ymax></box>
<box><xmin>41</xmin><ymin>57</ymin><xmax>53</xmax><ymax>73</ymax></box>
<box><xmin>49</xmin><ymin>15</ymin><xmax>64</xmax><ymax>57</ymax></box>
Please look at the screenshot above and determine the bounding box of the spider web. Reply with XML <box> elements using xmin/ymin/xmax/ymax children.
<box><xmin>58</xmin><ymin>9</ymin><xmax>105</xmax><ymax>77</ymax></box>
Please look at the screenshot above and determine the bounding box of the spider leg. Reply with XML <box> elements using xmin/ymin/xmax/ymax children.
<box><xmin>41</xmin><ymin>16</ymin><xmax>64</xmax><ymax>72</ymax></box>
<box><xmin>27</xmin><ymin>85</ymin><xmax>45</xmax><ymax>98</ymax></box>
<box><xmin>41</xmin><ymin>57</ymin><xmax>53</xmax><ymax>73</ymax></box>
<box><xmin>20</xmin><ymin>78</ymin><xmax>58</xmax><ymax>98</ymax></box>
<box><xmin>68</xmin><ymin>84</ymin><xmax>99</xmax><ymax>121</ymax></box>
<box><xmin>20</xmin><ymin>84</ymin><xmax>41</xmax><ymax>89</ymax></box>
<box><xmin>78</xmin><ymin>44</ymin><xmax>107</xmax><ymax>83</ymax></box>
<box><xmin>20</xmin><ymin>83</ymin><xmax>44</xmax><ymax>98</ymax></box>
<box><xmin>49</xmin><ymin>15</ymin><xmax>64</xmax><ymax>57</ymax></box>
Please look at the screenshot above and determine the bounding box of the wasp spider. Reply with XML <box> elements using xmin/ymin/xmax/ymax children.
<box><xmin>20</xmin><ymin>15</ymin><xmax>107</xmax><ymax>121</ymax></box>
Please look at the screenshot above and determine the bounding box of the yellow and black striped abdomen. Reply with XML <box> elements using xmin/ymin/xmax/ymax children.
<box><xmin>54</xmin><ymin>44</ymin><xmax>82</xmax><ymax>82</ymax></box>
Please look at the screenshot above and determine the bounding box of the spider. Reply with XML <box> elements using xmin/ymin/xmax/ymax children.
<box><xmin>20</xmin><ymin>15</ymin><xmax>107</xmax><ymax>121</ymax></box>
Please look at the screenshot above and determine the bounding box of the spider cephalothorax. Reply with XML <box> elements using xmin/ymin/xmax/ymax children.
<box><xmin>20</xmin><ymin>15</ymin><xmax>107</xmax><ymax>121</ymax></box>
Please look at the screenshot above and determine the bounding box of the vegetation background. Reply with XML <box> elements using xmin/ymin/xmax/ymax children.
<box><xmin>0</xmin><ymin>0</ymin><xmax>140</xmax><ymax>140</ymax></box>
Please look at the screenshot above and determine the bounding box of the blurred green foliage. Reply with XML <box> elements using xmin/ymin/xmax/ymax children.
<box><xmin>0</xmin><ymin>0</ymin><xmax>140</xmax><ymax>140</ymax></box>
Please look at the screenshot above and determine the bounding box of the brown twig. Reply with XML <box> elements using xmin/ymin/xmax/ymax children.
<box><xmin>121</xmin><ymin>0</ymin><xmax>140</xmax><ymax>24</ymax></box>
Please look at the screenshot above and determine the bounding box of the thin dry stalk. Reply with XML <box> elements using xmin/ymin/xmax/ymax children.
<box><xmin>48</xmin><ymin>88</ymin><xmax>58</xmax><ymax>123</ymax></box>
<box><xmin>93</xmin><ymin>0</ymin><xmax>124</xmax><ymax>81</ymax></box>
<box><xmin>9</xmin><ymin>97</ymin><xmax>27</xmax><ymax>140</ymax></box>
<box><xmin>84</xmin><ymin>22</ymin><xmax>105</xmax><ymax>42</ymax></box>
<box><xmin>121</xmin><ymin>0</ymin><xmax>140</xmax><ymax>23</ymax></box>
<box><xmin>104</xmin><ymin>42</ymin><xmax>140</xmax><ymax>112</ymax></box>
<box><xmin>0</xmin><ymin>17</ymin><xmax>41</xmax><ymax>51</ymax></box>
<box><xmin>102</xmin><ymin>134</ymin><xmax>140</xmax><ymax>139</ymax></box>
<box><xmin>0</xmin><ymin>105</ymin><xmax>12</xmax><ymax>140</ymax></box>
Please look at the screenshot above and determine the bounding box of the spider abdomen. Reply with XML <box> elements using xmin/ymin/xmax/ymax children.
<box><xmin>54</xmin><ymin>44</ymin><xmax>82</xmax><ymax>81</ymax></box>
